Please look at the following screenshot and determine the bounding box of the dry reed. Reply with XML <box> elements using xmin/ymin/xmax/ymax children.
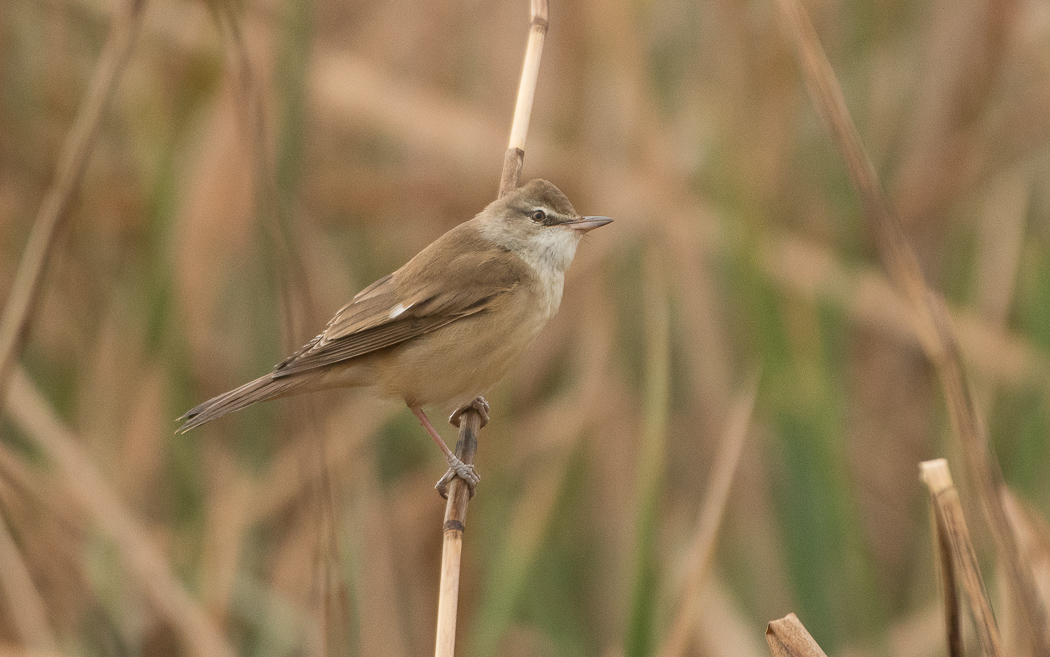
<box><xmin>434</xmin><ymin>409</ymin><xmax>482</xmax><ymax>657</ymax></box>
<box><xmin>766</xmin><ymin>613</ymin><xmax>829</xmax><ymax>657</ymax></box>
<box><xmin>921</xmin><ymin>459</ymin><xmax>1004</xmax><ymax>657</ymax></box>
<box><xmin>772</xmin><ymin>0</ymin><xmax>1049</xmax><ymax>652</ymax></box>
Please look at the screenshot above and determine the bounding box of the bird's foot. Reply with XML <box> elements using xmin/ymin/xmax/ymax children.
<box><xmin>437</xmin><ymin>397</ymin><xmax>488</xmax><ymax>497</ymax></box>
<box><xmin>449</xmin><ymin>396</ymin><xmax>490</xmax><ymax>428</ymax></box>
<box><xmin>435</xmin><ymin>455</ymin><xmax>480</xmax><ymax>499</ymax></box>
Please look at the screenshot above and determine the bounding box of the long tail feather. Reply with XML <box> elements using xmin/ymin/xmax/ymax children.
<box><xmin>177</xmin><ymin>373</ymin><xmax>304</xmax><ymax>433</ymax></box>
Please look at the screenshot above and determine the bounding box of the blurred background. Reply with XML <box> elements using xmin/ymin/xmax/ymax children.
<box><xmin>2</xmin><ymin>0</ymin><xmax>1050</xmax><ymax>655</ymax></box>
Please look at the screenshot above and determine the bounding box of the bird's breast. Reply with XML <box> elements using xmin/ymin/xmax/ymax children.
<box><xmin>534</xmin><ymin>269</ymin><xmax>564</xmax><ymax>322</ymax></box>
<box><xmin>376</xmin><ymin>272</ymin><xmax>561</xmax><ymax>409</ymax></box>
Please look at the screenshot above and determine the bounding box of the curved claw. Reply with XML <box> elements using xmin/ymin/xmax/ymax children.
<box><xmin>435</xmin><ymin>458</ymin><xmax>479</xmax><ymax>499</ymax></box>
<box><xmin>449</xmin><ymin>396</ymin><xmax>490</xmax><ymax>429</ymax></box>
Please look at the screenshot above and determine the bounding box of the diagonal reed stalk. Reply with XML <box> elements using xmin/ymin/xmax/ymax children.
<box><xmin>0</xmin><ymin>511</ymin><xmax>57</xmax><ymax>652</ymax></box>
<box><xmin>658</xmin><ymin>374</ymin><xmax>760</xmax><ymax>657</ymax></box>
<box><xmin>921</xmin><ymin>459</ymin><xmax>1004</xmax><ymax>657</ymax></box>
<box><xmin>0</xmin><ymin>0</ymin><xmax>148</xmax><ymax>407</ymax></box>
<box><xmin>771</xmin><ymin>0</ymin><xmax>1049</xmax><ymax>652</ymax></box>
<box><xmin>433</xmin><ymin>2</ymin><xmax>548</xmax><ymax>656</ymax></box>
<box><xmin>7</xmin><ymin>368</ymin><xmax>236</xmax><ymax>657</ymax></box>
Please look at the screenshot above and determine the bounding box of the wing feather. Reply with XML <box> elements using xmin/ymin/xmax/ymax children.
<box><xmin>273</xmin><ymin>222</ymin><xmax>532</xmax><ymax>377</ymax></box>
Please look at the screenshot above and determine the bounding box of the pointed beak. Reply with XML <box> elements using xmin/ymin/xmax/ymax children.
<box><xmin>562</xmin><ymin>216</ymin><xmax>613</xmax><ymax>233</ymax></box>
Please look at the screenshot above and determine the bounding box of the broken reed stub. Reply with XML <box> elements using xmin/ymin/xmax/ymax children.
<box><xmin>919</xmin><ymin>457</ymin><xmax>1005</xmax><ymax>657</ymax></box>
<box><xmin>920</xmin><ymin>458</ymin><xmax>953</xmax><ymax>494</ymax></box>
<box><xmin>765</xmin><ymin>613</ymin><xmax>829</xmax><ymax>657</ymax></box>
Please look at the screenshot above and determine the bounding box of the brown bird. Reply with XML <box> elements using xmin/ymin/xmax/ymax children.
<box><xmin>178</xmin><ymin>179</ymin><xmax>611</xmax><ymax>494</ymax></box>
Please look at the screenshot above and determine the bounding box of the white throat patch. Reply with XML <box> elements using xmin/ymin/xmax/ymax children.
<box><xmin>515</xmin><ymin>227</ymin><xmax>580</xmax><ymax>275</ymax></box>
<box><xmin>479</xmin><ymin>220</ymin><xmax>579</xmax><ymax>319</ymax></box>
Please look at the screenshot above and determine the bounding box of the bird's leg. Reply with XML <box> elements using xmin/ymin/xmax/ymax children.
<box><xmin>410</xmin><ymin>405</ymin><xmax>479</xmax><ymax>498</ymax></box>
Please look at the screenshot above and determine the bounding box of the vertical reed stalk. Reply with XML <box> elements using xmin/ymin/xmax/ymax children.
<box><xmin>498</xmin><ymin>0</ymin><xmax>549</xmax><ymax>199</ymax></box>
<box><xmin>434</xmin><ymin>410</ymin><xmax>481</xmax><ymax>657</ymax></box>
<box><xmin>433</xmin><ymin>1</ymin><xmax>549</xmax><ymax>655</ymax></box>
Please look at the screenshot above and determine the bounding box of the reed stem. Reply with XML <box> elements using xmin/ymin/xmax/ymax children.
<box><xmin>921</xmin><ymin>459</ymin><xmax>1004</xmax><ymax>657</ymax></box>
<box><xmin>434</xmin><ymin>410</ymin><xmax>481</xmax><ymax>657</ymax></box>
<box><xmin>498</xmin><ymin>0</ymin><xmax>549</xmax><ymax>199</ymax></box>
<box><xmin>433</xmin><ymin>1</ymin><xmax>549</xmax><ymax>654</ymax></box>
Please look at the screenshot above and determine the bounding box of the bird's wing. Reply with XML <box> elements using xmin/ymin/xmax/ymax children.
<box><xmin>272</xmin><ymin>225</ymin><xmax>531</xmax><ymax>377</ymax></box>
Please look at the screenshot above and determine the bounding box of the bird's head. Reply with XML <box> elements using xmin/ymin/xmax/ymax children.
<box><xmin>478</xmin><ymin>179</ymin><xmax>613</xmax><ymax>273</ymax></box>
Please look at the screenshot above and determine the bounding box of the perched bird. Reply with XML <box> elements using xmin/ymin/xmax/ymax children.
<box><xmin>178</xmin><ymin>179</ymin><xmax>611</xmax><ymax>494</ymax></box>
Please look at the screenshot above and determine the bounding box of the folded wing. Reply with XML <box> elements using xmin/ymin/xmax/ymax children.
<box><xmin>272</xmin><ymin>224</ymin><xmax>531</xmax><ymax>377</ymax></box>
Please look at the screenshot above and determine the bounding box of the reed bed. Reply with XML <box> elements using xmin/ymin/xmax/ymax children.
<box><xmin>1</xmin><ymin>0</ymin><xmax>1050</xmax><ymax>655</ymax></box>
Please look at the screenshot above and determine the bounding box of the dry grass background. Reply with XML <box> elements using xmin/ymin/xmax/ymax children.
<box><xmin>1</xmin><ymin>0</ymin><xmax>1050</xmax><ymax>655</ymax></box>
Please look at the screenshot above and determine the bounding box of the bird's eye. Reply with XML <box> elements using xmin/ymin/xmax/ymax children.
<box><xmin>530</xmin><ymin>210</ymin><xmax>546</xmax><ymax>223</ymax></box>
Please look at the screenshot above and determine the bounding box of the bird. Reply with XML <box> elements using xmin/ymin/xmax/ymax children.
<box><xmin>177</xmin><ymin>179</ymin><xmax>612</xmax><ymax>495</ymax></box>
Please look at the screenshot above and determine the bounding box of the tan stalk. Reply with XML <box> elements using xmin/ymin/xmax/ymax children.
<box><xmin>928</xmin><ymin>482</ymin><xmax>964</xmax><ymax>657</ymax></box>
<box><xmin>434</xmin><ymin>2</ymin><xmax>549</xmax><ymax>655</ymax></box>
<box><xmin>498</xmin><ymin>0</ymin><xmax>549</xmax><ymax>198</ymax></box>
<box><xmin>921</xmin><ymin>459</ymin><xmax>1004</xmax><ymax>657</ymax></box>
<box><xmin>765</xmin><ymin>613</ymin><xmax>829</xmax><ymax>657</ymax></box>
<box><xmin>434</xmin><ymin>410</ymin><xmax>482</xmax><ymax>657</ymax></box>
<box><xmin>0</xmin><ymin>0</ymin><xmax>148</xmax><ymax>405</ymax></box>
<box><xmin>771</xmin><ymin>0</ymin><xmax>1049</xmax><ymax>652</ymax></box>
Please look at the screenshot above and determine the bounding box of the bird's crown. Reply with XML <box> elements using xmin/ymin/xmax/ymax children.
<box><xmin>505</xmin><ymin>179</ymin><xmax>578</xmax><ymax>220</ymax></box>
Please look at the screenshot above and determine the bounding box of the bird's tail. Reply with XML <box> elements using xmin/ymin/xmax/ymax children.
<box><xmin>177</xmin><ymin>372</ymin><xmax>304</xmax><ymax>433</ymax></box>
